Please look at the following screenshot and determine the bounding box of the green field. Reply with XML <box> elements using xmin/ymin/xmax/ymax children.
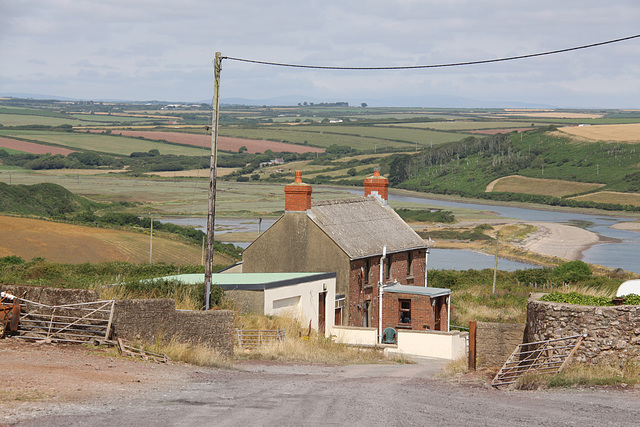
<box><xmin>0</xmin><ymin>130</ymin><xmax>208</xmax><ymax>156</ymax></box>
<box><xmin>0</xmin><ymin>113</ymin><xmax>87</xmax><ymax>127</ymax></box>
<box><xmin>221</xmin><ymin>125</ymin><xmax>463</xmax><ymax>150</ymax></box>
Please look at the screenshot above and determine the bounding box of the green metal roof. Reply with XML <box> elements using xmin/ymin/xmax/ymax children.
<box><xmin>147</xmin><ymin>272</ymin><xmax>335</xmax><ymax>290</ymax></box>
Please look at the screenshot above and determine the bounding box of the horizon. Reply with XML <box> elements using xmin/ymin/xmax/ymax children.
<box><xmin>2</xmin><ymin>1</ymin><xmax>639</xmax><ymax>109</ymax></box>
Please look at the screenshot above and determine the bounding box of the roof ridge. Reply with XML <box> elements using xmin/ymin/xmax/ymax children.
<box><xmin>311</xmin><ymin>196</ymin><xmax>368</xmax><ymax>207</ymax></box>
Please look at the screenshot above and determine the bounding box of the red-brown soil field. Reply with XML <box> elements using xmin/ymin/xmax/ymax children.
<box><xmin>102</xmin><ymin>130</ymin><xmax>324</xmax><ymax>154</ymax></box>
<box><xmin>0</xmin><ymin>137</ymin><xmax>76</xmax><ymax>155</ymax></box>
<box><xmin>0</xmin><ymin>216</ymin><xmax>231</xmax><ymax>265</ymax></box>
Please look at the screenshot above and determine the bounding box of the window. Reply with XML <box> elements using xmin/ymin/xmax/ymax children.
<box><xmin>399</xmin><ymin>299</ymin><xmax>411</xmax><ymax>324</ymax></box>
<box><xmin>364</xmin><ymin>259</ymin><xmax>371</xmax><ymax>284</ymax></box>
<box><xmin>407</xmin><ymin>251</ymin><xmax>413</xmax><ymax>276</ymax></box>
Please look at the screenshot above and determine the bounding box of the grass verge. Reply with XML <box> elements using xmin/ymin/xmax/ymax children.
<box><xmin>516</xmin><ymin>359</ymin><xmax>640</xmax><ymax>389</ymax></box>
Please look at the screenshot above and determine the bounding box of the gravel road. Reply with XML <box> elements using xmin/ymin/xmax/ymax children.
<box><xmin>3</xmin><ymin>340</ymin><xmax>640</xmax><ymax>427</ymax></box>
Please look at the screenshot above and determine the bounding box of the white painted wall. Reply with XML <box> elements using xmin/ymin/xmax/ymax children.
<box><xmin>332</xmin><ymin>326</ymin><xmax>468</xmax><ymax>360</ymax></box>
<box><xmin>389</xmin><ymin>330</ymin><xmax>468</xmax><ymax>360</ymax></box>
<box><xmin>264</xmin><ymin>277</ymin><xmax>336</xmax><ymax>337</ymax></box>
<box><xmin>331</xmin><ymin>326</ymin><xmax>378</xmax><ymax>345</ymax></box>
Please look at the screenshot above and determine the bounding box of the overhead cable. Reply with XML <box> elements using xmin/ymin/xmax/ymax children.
<box><xmin>223</xmin><ymin>34</ymin><xmax>640</xmax><ymax>70</ymax></box>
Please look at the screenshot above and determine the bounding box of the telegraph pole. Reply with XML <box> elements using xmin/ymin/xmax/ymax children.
<box><xmin>204</xmin><ymin>51</ymin><xmax>222</xmax><ymax>310</ymax></box>
<box><xmin>492</xmin><ymin>231</ymin><xmax>500</xmax><ymax>294</ymax></box>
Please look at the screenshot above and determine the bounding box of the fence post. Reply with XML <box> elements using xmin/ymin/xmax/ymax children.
<box><xmin>469</xmin><ymin>321</ymin><xmax>477</xmax><ymax>371</ymax></box>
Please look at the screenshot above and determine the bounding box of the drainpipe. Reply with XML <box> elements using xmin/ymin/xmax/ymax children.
<box><xmin>425</xmin><ymin>247</ymin><xmax>430</xmax><ymax>287</ymax></box>
<box><xmin>447</xmin><ymin>295</ymin><xmax>451</xmax><ymax>332</ymax></box>
<box><xmin>378</xmin><ymin>245</ymin><xmax>386</xmax><ymax>344</ymax></box>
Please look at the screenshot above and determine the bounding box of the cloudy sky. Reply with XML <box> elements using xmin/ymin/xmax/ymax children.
<box><xmin>1</xmin><ymin>0</ymin><xmax>639</xmax><ymax>108</ymax></box>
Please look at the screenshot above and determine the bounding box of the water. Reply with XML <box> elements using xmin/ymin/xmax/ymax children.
<box><xmin>380</xmin><ymin>192</ymin><xmax>640</xmax><ymax>273</ymax></box>
<box><xmin>429</xmin><ymin>248</ymin><xmax>539</xmax><ymax>271</ymax></box>
<box><xmin>160</xmin><ymin>192</ymin><xmax>640</xmax><ymax>273</ymax></box>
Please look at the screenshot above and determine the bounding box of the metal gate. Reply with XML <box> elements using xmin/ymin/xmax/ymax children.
<box><xmin>16</xmin><ymin>298</ymin><xmax>115</xmax><ymax>344</ymax></box>
<box><xmin>492</xmin><ymin>334</ymin><xmax>584</xmax><ymax>387</ymax></box>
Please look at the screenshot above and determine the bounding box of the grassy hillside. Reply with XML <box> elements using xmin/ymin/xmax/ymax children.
<box><xmin>0</xmin><ymin>182</ymin><xmax>102</xmax><ymax>216</ymax></box>
<box><xmin>386</xmin><ymin>128</ymin><xmax>640</xmax><ymax>211</ymax></box>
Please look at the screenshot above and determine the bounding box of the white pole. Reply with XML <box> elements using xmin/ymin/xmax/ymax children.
<box><xmin>425</xmin><ymin>247</ymin><xmax>429</xmax><ymax>287</ymax></box>
<box><xmin>378</xmin><ymin>245</ymin><xmax>386</xmax><ymax>344</ymax></box>
<box><xmin>447</xmin><ymin>295</ymin><xmax>451</xmax><ymax>332</ymax></box>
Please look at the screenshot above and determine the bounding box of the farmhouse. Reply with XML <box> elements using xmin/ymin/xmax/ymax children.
<box><xmin>242</xmin><ymin>170</ymin><xmax>450</xmax><ymax>333</ymax></box>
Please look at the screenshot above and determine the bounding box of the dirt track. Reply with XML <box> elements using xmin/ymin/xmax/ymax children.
<box><xmin>2</xmin><ymin>339</ymin><xmax>640</xmax><ymax>426</ymax></box>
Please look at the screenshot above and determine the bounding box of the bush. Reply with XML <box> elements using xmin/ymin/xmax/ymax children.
<box><xmin>553</xmin><ymin>261</ymin><xmax>591</xmax><ymax>283</ymax></box>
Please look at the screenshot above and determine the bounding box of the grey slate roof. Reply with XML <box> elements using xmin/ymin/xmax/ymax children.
<box><xmin>308</xmin><ymin>196</ymin><xmax>427</xmax><ymax>259</ymax></box>
<box><xmin>383</xmin><ymin>284</ymin><xmax>450</xmax><ymax>297</ymax></box>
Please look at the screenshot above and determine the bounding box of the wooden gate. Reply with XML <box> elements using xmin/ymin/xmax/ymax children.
<box><xmin>492</xmin><ymin>334</ymin><xmax>584</xmax><ymax>387</ymax></box>
<box><xmin>16</xmin><ymin>298</ymin><xmax>115</xmax><ymax>344</ymax></box>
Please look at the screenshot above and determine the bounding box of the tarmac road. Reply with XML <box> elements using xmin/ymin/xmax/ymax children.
<box><xmin>9</xmin><ymin>357</ymin><xmax>640</xmax><ymax>427</ymax></box>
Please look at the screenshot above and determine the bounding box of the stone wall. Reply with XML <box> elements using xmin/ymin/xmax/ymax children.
<box><xmin>526</xmin><ymin>294</ymin><xmax>640</xmax><ymax>362</ymax></box>
<box><xmin>1</xmin><ymin>284</ymin><xmax>99</xmax><ymax>306</ymax></box>
<box><xmin>1</xmin><ymin>284</ymin><xmax>234</xmax><ymax>356</ymax></box>
<box><xmin>476</xmin><ymin>322</ymin><xmax>526</xmax><ymax>368</ymax></box>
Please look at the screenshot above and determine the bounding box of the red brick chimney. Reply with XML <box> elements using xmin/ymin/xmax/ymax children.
<box><xmin>284</xmin><ymin>170</ymin><xmax>312</xmax><ymax>212</ymax></box>
<box><xmin>364</xmin><ymin>169</ymin><xmax>389</xmax><ymax>201</ymax></box>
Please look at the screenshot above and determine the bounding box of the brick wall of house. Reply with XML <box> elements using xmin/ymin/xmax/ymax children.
<box><xmin>381</xmin><ymin>293</ymin><xmax>434</xmax><ymax>331</ymax></box>
<box><xmin>347</xmin><ymin>250</ymin><xmax>428</xmax><ymax>327</ymax></box>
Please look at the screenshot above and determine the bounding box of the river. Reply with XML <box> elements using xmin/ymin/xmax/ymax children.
<box><xmin>160</xmin><ymin>191</ymin><xmax>640</xmax><ymax>273</ymax></box>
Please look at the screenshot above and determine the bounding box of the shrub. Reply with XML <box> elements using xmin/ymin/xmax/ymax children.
<box><xmin>553</xmin><ymin>261</ymin><xmax>591</xmax><ymax>283</ymax></box>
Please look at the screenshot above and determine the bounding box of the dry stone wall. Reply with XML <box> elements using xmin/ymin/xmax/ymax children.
<box><xmin>526</xmin><ymin>294</ymin><xmax>640</xmax><ymax>362</ymax></box>
<box><xmin>1</xmin><ymin>284</ymin><xmax>234</xmax><ymax>356</ymax></box>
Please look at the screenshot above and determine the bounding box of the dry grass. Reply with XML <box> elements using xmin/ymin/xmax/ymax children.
<box><xmin>557</xmin><ymin>123</ymin><xmax>640</xmax><ymax>142</ymax></box>
<box><xmin>151</xmin><ymin>339</ymin><xmax>233</xmax><ymax>368</ymax></box>
<box><xmin>0</xmin><ymin>215</ymin><xmax>226</xmax><ymax>265</ymax></box>
<box><xmin>486</xmin><ymin>175</ymin><xmax>604</xmax><ymax>197</ymax></box>
<box><xmin>439</xmin><ymin>356</ymin><xmax>469</xmax><ymax>377</ymax></box>
<box><xmin>454</xmin><ymin>303</ymin><xmax>526</xmax><ymax>325</ymax></box>
<box><xmin>571</xmin><ymin>191</ymin><xmax>640</xmax><ymax>207</ymax></box>
<box><xmin>234</xmin><ymin>313</ymin><xmax>410</xmax><ymax>365</ymax></box>
<box><xmin>499</xmin><ymin>223</ymin><xmax>538</xmax><ymax>241</ymax></box>
<box><xmin>98</xmin><ymin>283</ymin><xmax>203</xmax><ymax>310</ymax></box>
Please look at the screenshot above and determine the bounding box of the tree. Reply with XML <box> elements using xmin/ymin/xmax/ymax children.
<box><xmin>238</xmin><ymin>146</ymin><xmax>248</xmax><ymax>153</ymax></box>
<box><xmin>347</xmin><ymin>168</ymin><xmax>357</xmax><ymax>176</ymax></box>
<box><xmin>361</xmin><ymin>103</ymin><xmax>368</xmax><ymax>108</ymax></box>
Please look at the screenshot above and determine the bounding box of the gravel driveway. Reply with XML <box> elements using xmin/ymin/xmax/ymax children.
<box><xmin>3</xmin><ymin>340</ymin><xmax>640</xmax><ymax>426</ymax></box>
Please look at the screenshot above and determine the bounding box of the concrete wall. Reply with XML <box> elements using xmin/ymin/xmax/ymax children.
<box><xmin>476</xmin><ymin>322</ymin><xmax>526</xmax><ymax>368</ymax></box>
<box><xmin>389</xmin><ymin>330</ymin><xmax>468</xmax><ymax>360</ymax></box>
<box><xmin>331</xmin><ymin>326</ymin><xmax>377</xmax><ymax>345</ymax></box>
<box><xmin>331</xmin><ymin>325</ymin><xmax>468</xmax><ymax>360</ymax></box>
<box><xmin>243</xmin><ymin>213</ymin><xmax>351</xmax><ymax>320</ymax></box>
<box><xmin>265</xmin><ymin>276</ymin><xmax>336</xmax><ymax>337</ymax></box>
<box><xmin>527</xmin><ymin>294</ymin><xmax>640</xmax><ymax>363</ymax></box>
<box><xmin>225</xmin><ymin>289</ymin><xmax>264</xmax><ymax>314</ymax></box>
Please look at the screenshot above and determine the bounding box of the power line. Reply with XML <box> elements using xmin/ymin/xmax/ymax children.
<box><xmin>223</xmin><ymin>34</ymin><xmax>640</xmax><ymax>70</ymax></box>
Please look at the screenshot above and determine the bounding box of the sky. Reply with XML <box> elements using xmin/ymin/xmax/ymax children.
<box><xmin>1</xmin><ymin>0</ymin><xmax>640</xmax><ymax>108</ymax></box>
